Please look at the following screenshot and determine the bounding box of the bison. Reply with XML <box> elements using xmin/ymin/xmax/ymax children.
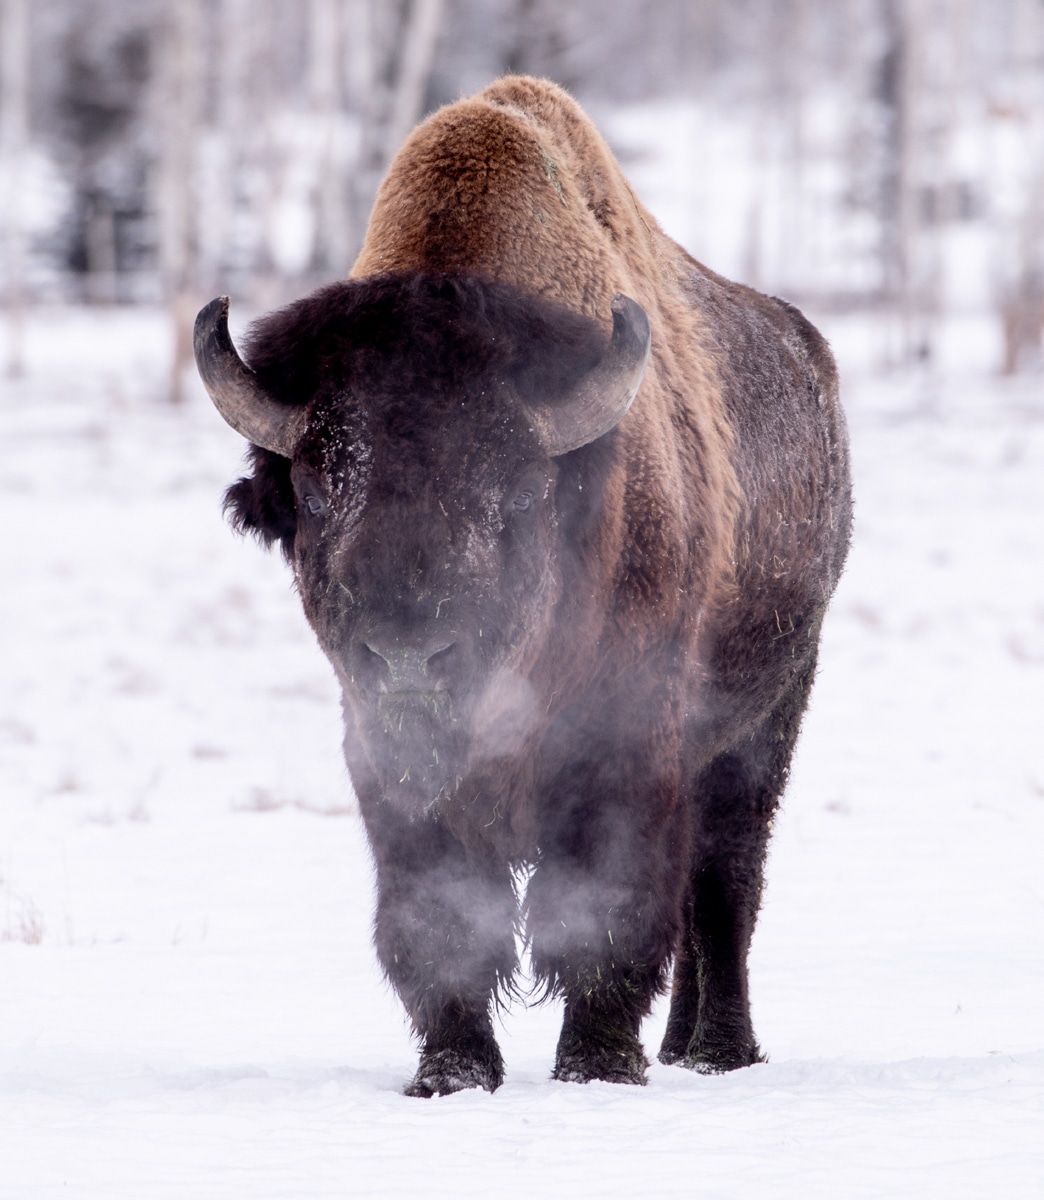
<box><xmin>194</xmin><ymin>76</ymin><xmax>851</xmax><ymax>1097</ymax></box>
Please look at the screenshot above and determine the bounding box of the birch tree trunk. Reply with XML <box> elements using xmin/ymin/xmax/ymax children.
<box><xmin>157</xmin><ymin>0</ymin><xmax>204</xmax><ymax>404</ymax></box>
<box><xmin>383</xmin><ymin>0</ymin><xmax>445</xmax><ymax>161</ymax></box>
<box><xmin>1</xmin><ymin>0</ymin><xmax>28</xmax><ymax>378</ymax></box>
<box><xmin>999</xmin><ymin>0</ymin><xmax>1044</xmax><ymax>373</ymax></box>
<box><xmin>880</xmin><ymin>0</ymin><xmax>915</xmax><ymax>363</ymax></box>
<box><xmin>310</xmin><ymin>0</ymin><xmax>350</xmax><ymax>277</ymax></box>
<box><xmin>342</xmin><ymin>0</ymin><xmax>445</xmax><ymax>269</ymax></box>
<box><xmin>345</xmin><ymin>0</ymin><xmax>378</xmax><ymax>262</ymax></box>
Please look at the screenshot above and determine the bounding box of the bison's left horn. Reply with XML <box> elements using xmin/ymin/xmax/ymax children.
<box><xmin>538</xmin><ymin>294</ymin><xmax>651</xmax><ymax>456</ymax></box>
<box><xmin>193</xmin><ymin>296</ymin><xmax>307</xmax><ymax>458</ymax></box>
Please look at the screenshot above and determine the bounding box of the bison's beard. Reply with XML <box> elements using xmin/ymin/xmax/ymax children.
<box><xmin>361</xmin><ymin>690</ymin><xmax>470</xmax><ymax>814</ymax></box>
<box><xmin>343</xmin><ymin>665</ymin><xmax>542</xmax><ymax>819</ymax></box>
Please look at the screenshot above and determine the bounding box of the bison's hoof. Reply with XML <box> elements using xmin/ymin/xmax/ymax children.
<box><xmin>404</xmin><ymin>1047</ymin><xmax>504</xmax><ymax>1098</ymax></box>
<box><xmin>682</xmin><ymin>1042</ymin><xmax>765</xmax><ymax>1075</ymax></box>
<box><xmin>656</xmin><ymin>1043</ymin><xmax>686</xmax><ymax>1067</ymax></box>
<box><xmin>552</xmin><ymin>1041</ymin><xmax>649</xmax><ymax>1086</ymax></box>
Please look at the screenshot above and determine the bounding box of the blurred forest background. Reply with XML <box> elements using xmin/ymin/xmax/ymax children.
<box><xmin>1</xmin><ymin>0</ymin><xmax>1043</xmax><ymax>393</ymax></box>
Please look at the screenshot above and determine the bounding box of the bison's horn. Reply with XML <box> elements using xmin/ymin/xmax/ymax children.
<box><xmin>193</xmin><ymin>296</ymin><xmax>307</xmax><ymax>458</ymax></box>
<box><xmin>538</xmin><ymin>294</ymin><xmax>651</xmax><ymax>456</ymax></box>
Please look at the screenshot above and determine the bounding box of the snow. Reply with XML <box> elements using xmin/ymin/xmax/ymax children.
<box><xmin>2</xmin><ymin>302</ymin><xmax>1043</xmax><ymax>1198</ymax></box>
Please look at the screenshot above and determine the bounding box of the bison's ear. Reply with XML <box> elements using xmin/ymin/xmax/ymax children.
<box><xmin>536</xmin><ymin>294</ymin><xmax>650</xmax><ymax>456</ymax></box>
<box><xmin>194</xmin><ymin>297</ymin><xmax>308</xmax><ymax>458</ymax></box>
<box><xmin>223</xmin><ymin>446</ymin><xmax>297</xmax><ymax>559</ymax></box>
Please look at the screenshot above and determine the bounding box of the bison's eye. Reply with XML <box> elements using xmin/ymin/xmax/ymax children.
<box><xmin>291</xmin><ymin>467</ymin><xmax>329</xmax><ymax>521</ymax></box>
<box><xmin>507</xmin><ymin>471</ymin><xmax>554</xmax><ymax>519</ymax></box>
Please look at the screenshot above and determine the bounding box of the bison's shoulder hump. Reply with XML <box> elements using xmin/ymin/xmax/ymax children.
<box><xmin>353</xmin><ymin>78</ymin><xmax>659</xmax><ymax>316</ymax></box>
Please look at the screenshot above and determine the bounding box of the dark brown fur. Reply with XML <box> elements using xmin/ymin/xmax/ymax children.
<box><xmin>222</xmin><ymin>77</ymin><xmax>851</xmax><ymax>1095</ymax></box>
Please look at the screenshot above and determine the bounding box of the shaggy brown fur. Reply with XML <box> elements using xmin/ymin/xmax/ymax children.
<box><xmin>216</xmin><ymin>76</ymin><xmax>851</xmax><ymax>1097</ymax></box>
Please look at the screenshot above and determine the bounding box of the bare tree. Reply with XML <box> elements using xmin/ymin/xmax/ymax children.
<box><xmin>341</xmin><ymin>0</ymin><xmax>446</xmax><ymax>268</ymax></box>
<box><xmin>310</xmin><ymin>0</ymin><xmax>350</xmax><ymax>276</ymax></box>
<box><xmin>878</xmin><ymin>0</ymin><xmax>921</xmax><ymax>362</ymax></box>
<box><xmin>1</xmin><ymin>0</ymin><xmax>29</xmax><ymax>377</ymax></box>
<box><xmin>384</xmin><ymin>0</ymin><xmax>445</xmax><ymax>159</ymax></box>
<box><xmin>156</xmin><ymin>0</ymin><xmax>204</xmax><ymax>403</ymax></box>
<box><xmin>998</xmin><ymin>0</ymin><xmax>1044</xmax><ymax>373</ymax></box>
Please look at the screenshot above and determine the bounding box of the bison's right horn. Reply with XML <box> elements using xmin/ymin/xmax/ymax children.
<box><xmin>193</xmin><ymin>296</ymin><xmax>307</xmax><ymax>458</ymax></box>
<box><xmin>537</xmin><ymin>294</ymin><xmax>651</xmax><ymax>456</ymax></box>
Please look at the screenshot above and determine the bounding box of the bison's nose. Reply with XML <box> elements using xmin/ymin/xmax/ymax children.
<box><xmin>361</xmin><ymin>635</ymin><xmax>457</xmax><ymax>693</ymax></box>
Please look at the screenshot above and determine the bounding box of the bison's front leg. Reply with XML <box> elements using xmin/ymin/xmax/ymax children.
<box><xmin>528</xmin><ymin>745</ymin><xmax>685</xmax><ymax>1086</ymax></box>
<box><xmin>363</xmin><ymin>801</ymin><xmax>517</xmax><ymax>1097</ymax></box>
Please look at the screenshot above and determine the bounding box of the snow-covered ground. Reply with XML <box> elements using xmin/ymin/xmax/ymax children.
<box><xmin>2</xmin><ymin>300</ymin><xmax>1043</xmax><ymax>1199</ymax></box>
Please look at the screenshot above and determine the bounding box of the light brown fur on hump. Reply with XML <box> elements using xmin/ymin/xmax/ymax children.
<box><xmin>352</xmin><ymin>77</ymin><xmax>644</xmax><ymax>315</ymax></box>
<box><xmin>352</xmin><ymin>76</ymin><xmax>740</xmax><ymax>611</ymax></box>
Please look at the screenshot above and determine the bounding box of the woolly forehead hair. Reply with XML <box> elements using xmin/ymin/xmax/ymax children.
<box><xmin>242</xmin><ymin>273</ymin><xmax>608</xmax><ymax>411</ymax></box>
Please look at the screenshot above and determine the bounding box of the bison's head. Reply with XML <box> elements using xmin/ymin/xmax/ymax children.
<box><xmin>196</xmin><ymin>275</ymin><xmax>649</xmax><ymax>815</ymax></box>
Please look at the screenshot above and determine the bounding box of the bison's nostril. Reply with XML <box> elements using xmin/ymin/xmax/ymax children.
<box><xmin>360</xmin><ymin>637</ymin><xmax>456</xmax><ymax>692</ymax></box>
<box><xmin>425</xmin><ymin>642</ymin><xmax>457</xmax><ymax>672</ymax></box>
<box><xmin>359</xmin><ymin>640</ymin><xmax>388</xmax><ymax>668</ymax></box>
<box><xmin>354</xmin><ymin>641</ymin><xmax>391</xmax><ymax>692</ymax></box>
<box><xmin>361</xmin><ymin>641</ymin><xmax>391</xmax><ymax>669</ymax></box>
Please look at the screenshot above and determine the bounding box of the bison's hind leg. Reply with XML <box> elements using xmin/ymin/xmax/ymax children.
<box><xmin>657</xmin><ymin>771</ymin><xmax>771</xmax><ymax>1075</ymax></box>
<box><xmin>660</xmin><ymin>662</ymin><xmax>816</xmax><ymax>1074</ymax></box>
